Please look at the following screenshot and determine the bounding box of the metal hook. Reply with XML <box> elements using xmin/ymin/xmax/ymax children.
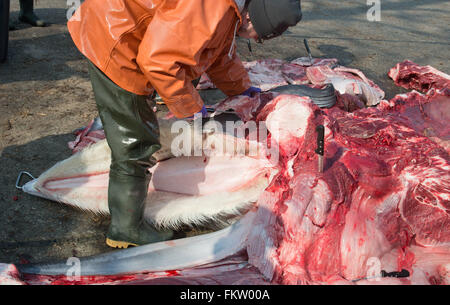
<box><xmin>15</xmin><ymin>171</ymin><xmax>35</xmax><ymax>190</ymax></box>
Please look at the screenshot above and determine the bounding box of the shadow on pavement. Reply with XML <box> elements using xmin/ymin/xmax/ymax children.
<box><xmin>0</xmin><ymin>133</ymin><xmax>112</xmax><ymax>265</ymax></box>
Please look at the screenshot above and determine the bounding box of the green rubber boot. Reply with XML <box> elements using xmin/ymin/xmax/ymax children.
<box><xmin>18</xmin><ymin>0</ymin><xmax>46</xmax><ymax>27</ymax></box>
<box><xmin>106</xmin><ymin>173</ymin><xmax>173</xmax><ymax>249</ymax></box>
<box><xmin>87</xmin><ymin>60</ymin><xmax>174</xmax><ymax>248</ymax></box>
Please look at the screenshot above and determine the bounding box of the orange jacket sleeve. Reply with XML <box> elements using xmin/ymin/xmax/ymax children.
<box><xmin>206</xmin><ymin>40</ymin><xmax>252</xmax><ymax>97</ymax></box>
<box><xmin>136</xmin><ymin>0</ymin><xmax>245</xmax><ymax>119</ymax></box>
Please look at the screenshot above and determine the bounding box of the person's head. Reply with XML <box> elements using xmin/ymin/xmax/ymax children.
<box><xmin>237</xmin><ymin>0</ymin><xmax>302</xmax><ymax>42</ymax></box>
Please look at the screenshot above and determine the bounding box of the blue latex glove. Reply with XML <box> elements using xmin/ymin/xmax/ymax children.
<box><xmin>241</xmin><ymin>86</ymin><xmax>262</xmax><ymax>97</ymax></box>
<box><xmin>198</xmin><ymin>105</ymin><xmax>208</xmax><ymax>117</ymax></box>
<box><xmin>187</xmin><ymin>105</ymin><xmax>208</xmax><ymax>119</ymax></box>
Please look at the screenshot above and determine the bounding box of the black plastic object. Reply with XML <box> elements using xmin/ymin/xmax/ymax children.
<box><xmin>381</xmin><ymin>269</ymin><xmax>410</xmax><ymax>278</ymax></box>
<box><xmin>0</xmin><ymin>0</ymin><xmax>10</xmax><ymax>63</ymax></box>
<box><xmin>315</xmin><ymin>125</ymin><xmax>324</xmax><ymax>156</ymax></box>
<box><xmin>270</xmin><ymin>84</ymin><xmax>337</xmax><ymax>108</ymax></box>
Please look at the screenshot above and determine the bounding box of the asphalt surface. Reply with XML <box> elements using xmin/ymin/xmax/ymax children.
<box><xmin>0</xmin><ymin>0</ymin><xmax>449</xmax><ymax>266</ymax></box>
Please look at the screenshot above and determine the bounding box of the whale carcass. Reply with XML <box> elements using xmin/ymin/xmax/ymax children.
<box><xmin>5</xmin><ymin>60</ymin><xmax>450</xmax><ymax>285</ymax></box>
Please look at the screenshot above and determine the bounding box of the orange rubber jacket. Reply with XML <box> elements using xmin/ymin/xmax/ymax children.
<box><xmin>68</xmin><ymin>0</ymin><xmax>251</xmax><ymax>118</ymax></box>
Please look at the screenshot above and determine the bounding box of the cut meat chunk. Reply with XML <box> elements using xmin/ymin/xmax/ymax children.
<box><xmin>196</xmin><ymin>59</ymin><xmax>289</xmax><ymax>91</ymax></box>
<box><xmin>388</xmin><ymin>60</ymin><xmax>450</xmax><ymax>93</ymax></box>
<box><xmin>243</xmin><ymin>59</ymin><xmax>290</xmax><ymax>91</ymax></box>
<box><xmin>379</xmin><ymin>89</ymin><xmax>450</xmax><ymax>153</ymax></box>
<box><xmin>306</xmin><ymin>65</ymin><xmax>385</xmax><ymax>106</ymax></box>
<box><xmin>196</xmin><ymin>58</ymin><xmax>340</xmax><ymax>92</ymax></box>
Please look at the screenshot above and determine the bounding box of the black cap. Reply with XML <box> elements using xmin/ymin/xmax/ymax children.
<box><xmin>248</xmin><ymin>0</ymin><xmax>302</xmax><ymax>40</ymax></box>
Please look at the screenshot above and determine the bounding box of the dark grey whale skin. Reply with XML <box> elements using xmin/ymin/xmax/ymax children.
<box><xmin>16</xmin><ymin>228</ymin><xmax>233</xmax><ymax>276</ymax></box>
<box><xmin>17</xmin><ymin>212</ymin><xmax>254</xmax><ymax>276</ymax></box>
<box><xmin>270</xmin><ymin>84</ymin><xmax>337</xmax><ymax>108</ymax></box>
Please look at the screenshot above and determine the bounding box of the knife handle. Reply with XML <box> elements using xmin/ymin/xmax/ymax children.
<box><xmin>381</xmin><ymin>269</ymin><xmax>410</xmax><ymax>278</ymax></box>
<box><xmin>247</xmin><ymin>39</ymin><xmax>253</xmax><ymax>53</ymax></box>
<box><xmin>315</xmin><ymin>125</ymin><xmax>324</xmax><ymax>156</ymax></box>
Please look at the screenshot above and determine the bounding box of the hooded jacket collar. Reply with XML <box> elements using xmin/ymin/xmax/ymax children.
<box><xmin>234</xmin><ymin>0</ymin><xmax>246</xmax><ymax>12</ymax></box>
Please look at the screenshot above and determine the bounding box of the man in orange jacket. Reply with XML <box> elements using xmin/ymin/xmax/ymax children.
<box><xmin>67</xmin><ymin>0</ymin><xmax>302</xmax><ymax>248</ymax></box>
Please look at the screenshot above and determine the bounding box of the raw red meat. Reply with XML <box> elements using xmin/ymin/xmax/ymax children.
<box><xmin>243</xmin><ymin>59</ymin><xmax>290</xmax><ymax>91</ymax></box>
<box><xmin>209</xmin><ymin>92</ymin><xmax>277</xmax><ymax>121</ymax></box>
<box><xmin>388</xmin><ymin>60</ymin><xmax>450</xmax><ymax>93</ymax></box>
<box><xmin>196</xmin><ymin>59</ymin><xmax>289</xmax><ymax>91</ymax></box>
<box><xmin>0</xmin><ymin>264</ymin><xmax>26</xmax><ymax>285</ymax></box>
<box><xmin>379</xmin><ymin>88</ymin><xmax>450</xmax><ymax>153</ymax></box>
<box><xmin>196</xmin><ymin>57</ymin><xmax>340</xmax><ymax>91</ymax></box>
<box><xmin>247</xmin><ymin>92</ymin><xmax>449</xmax><ymax>284</ymax></box>
<box><xmin>281</xmin><ymin>58</ymin><xmax>338</xmax><ymax>85</ymax></box>
<box><xmin>68</xmin><ymin>118</ymin><xmax>105</xmax><ymax>153</ymax></box>
<box><xmin>334</xmin><ymin>91</ymin><xmax>366</xmax><ymax>112</ymax></box>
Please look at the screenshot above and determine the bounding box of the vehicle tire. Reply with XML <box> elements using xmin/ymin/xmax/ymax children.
<box><xmin>0</xmin><ymin>0</ymin><xmax>10</xmax><ymax>63</ymax></box>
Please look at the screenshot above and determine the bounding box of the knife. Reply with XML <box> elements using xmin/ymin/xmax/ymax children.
<box><xmin>352</xmin><ymin>269</ymin><xmax>410</xmax><ymax>283</ymax></box>
<box><xmin>315</xmin><ymin>125</ymin><xmax>325</xmax><ymax>173</ymax></box>
<box><xmin>205</xmin><ymin>107</ymin><xmax>237</xmax><ymax>115</ymax></box>
<box><xmin>247</xmin><ymin>39</ymin><xmax>256</xmax><ymax>60</ymax></box>
<box><xmin>303</xmin><ymin>38</ymin><xmax>314</xmax><ymax>65</ymax></box>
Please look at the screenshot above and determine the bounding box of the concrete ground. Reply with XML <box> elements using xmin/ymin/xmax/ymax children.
<box><xmin>0</xmin><ymin>0</ymin><xmax>449</xmax><ymax>265</ymax></box>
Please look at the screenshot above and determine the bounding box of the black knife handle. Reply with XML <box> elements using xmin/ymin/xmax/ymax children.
<box><xmin>381</xmin><ymin>269</ymin><xmax>410</xmax><ymax>278</ymax></box>
<box><xmin>315</xmin><ymin>125</ymin><xmax>324</xmax><ymax>156</ymax></box>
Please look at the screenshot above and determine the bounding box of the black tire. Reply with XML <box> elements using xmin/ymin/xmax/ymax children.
<box><xmin>0</xmin><ymin>0</ymin><xmax>10</xmax><ymax>63</ymax></box>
